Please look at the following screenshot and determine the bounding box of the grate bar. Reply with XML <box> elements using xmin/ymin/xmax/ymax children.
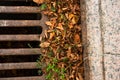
<box><xmin>0</xmin><ymin>76</ymin><xmax>45</xmax><ymax>80</ymax></box>
<box><xmin>0</xmin><ymin>0</ymin><xmax>32</xmax><ymax>1</ymax></box>
<box><xmin>0</xmin><ymin>48</ymin><xmax>41</xmax><ymax>56</ymax></box>
<box><xmin>0</xmin><ymin>62</ymin><xmax>38</xmax><ymax>70</ymax></box>
<box><xmin>0</xmin><ymin>20</ymin><xmax>42</xmax><ymax>27</ymax></box>
<box><xmin>0</xmin><ymin>6</ymin><xmax>40</xmax><ymax>13</ymax></box>
<box><xmin>0</xmin><ymin>35</ymin><xmax>40</xmax><ymax>41</ymax></box>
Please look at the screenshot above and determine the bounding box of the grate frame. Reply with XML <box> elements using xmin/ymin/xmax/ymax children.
<box><xmin>0</xmin><ymin>0</ymin><xmax>47</xmax><ymax>80</ymax></box>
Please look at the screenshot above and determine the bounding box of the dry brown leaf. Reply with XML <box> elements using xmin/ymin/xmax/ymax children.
<box><xmin>75</xmin><ymin>25</ymin><xmax>81</xmax><ymax>31</ymax></box>
<box><xmin>78</xmin><ymin>73</ymin><xmax>83</xmax><ymax>80</ymax></box>
<box><xmin>52</xmin><ymin>2</ymin><xmax>56</xmax><ymax>7</ymax></box>
<box><xmin>56</xmin><ymin>23</ymin><xmax>64</xmax><ymax>30</ymax></box>
<box><xmin>68</xmin><ymin>13</ymin><xmax>74</xmax><ymax>20</ymax></box>
<box><xmin>77</xmin><ymin>44</ymin><xmax>82</xmax><ymax>47</ymax></box>
<box><xmin>65</xmin><ymin>13</ymin><xmax>69</xmax><ymax>19</ymax></box>
<box><xmin>49</xmin><ymin>32</ymin><xmax>55</xmax><ymax>39</ymax></box>
<box><xmin>68</xmin><ymin>23</ymin><xmax>74</xmax><ymax>29</ymax></box>
<box><xmin>44</xmin><ymin>30</ymin><xmax>48</xmax><ymax>38</ymax></box>
<box><xmin>61</xmin><ymin>31</ymin><xmax>66</xmax><ymax>39</ymax></box>
<box><xmin>67</xmin><ymin>47</ymin><xmax>72</xmax><ymax>58</ymax></box>
<box><xmin>69</xmin><ymin>74</ymin><xmax>74</xmax><ymax>79</ymax></box>
<box><xmin>40</xmin><ymin>42</ymin><xmax>50</xmax><ymax>47</ymax></box>
<box><xmin>72</xmin><ymin>15</ymin><xmax>79</xmax><ymax>24</ymax></box>
<box><xmin>74</xmin><ymin>34</ymin><xmax>80</xmax><ymax>44</ymax></box>
<box><xmin>62</xmin><ymin>8</ymin><xmax>68</xmax><ymax>11</ymax></box>
<box><xmin>76</xmin><ymin>77</ymin><xmax>79</xmax><ymax>80</ymax></box>
<box><xmin>33</xmin><ymin>0</ymin><xmax>44</xmax><ymax>4</ymax></box>
<box><xmin>68</xmin><ymin>13</ymin><xmax>79</xmax><ymax>24</ymax></box>
<box><xmin>45</xmin><ymin>21</ymin><xmax>52</xmax><ymax>26</ymax></box>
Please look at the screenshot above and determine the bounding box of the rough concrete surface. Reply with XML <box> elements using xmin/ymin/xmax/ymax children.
<box><xmin>81</xmin><ymin>0</ymin><xmax>120</xmax><ymax>80</ymax></box>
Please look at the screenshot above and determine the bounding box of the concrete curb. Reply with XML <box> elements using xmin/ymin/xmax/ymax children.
<box><xmin>81</xmin><ymin>0</ymin><xmax>120</xmax><ymax>80</ymax></box>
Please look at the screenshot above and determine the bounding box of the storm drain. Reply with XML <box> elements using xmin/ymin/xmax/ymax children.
<box><xmin>0</xmin><ymin>0</ymin><xmax>47</xmax><ymax>80</ymax></box>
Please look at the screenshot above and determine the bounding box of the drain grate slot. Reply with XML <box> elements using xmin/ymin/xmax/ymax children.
<box><xmin>0</xmin><ymin>55</ymin><xmax>40</xmax><ymax>63</ymax></box>
<box><xmin>0</xmin><ymin>41</ymin><xmax>40</xmax><ymax>48</ymax></box>
<box><xmin>0</xmin><ymin>27</ymin><xmax>42</xmax><ymax>34</ymax></box>
<box><xmin>0</xmin><ymin>0</ymin><xmax>47</xmax><ymax>79</ymax></box>
<box><xmin>0</xmin><ymin>69</ymin><xmax>41</xmax><ymax>78</ymax></box>
<box><xmin>0</xmin><ymin>1</ymin><xmax>37</xmax><ymax>6</ymax></box>
<box><xmin>0</xmin><ymin>13</ymin><xmax>41</xmax><ymax>20</ymax></box>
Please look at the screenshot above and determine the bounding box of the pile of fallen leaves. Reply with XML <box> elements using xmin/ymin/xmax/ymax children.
<box><xmin>33</xmin><ymin>0</ymin><xmax>83</xmax><ymax>80</ymax></box>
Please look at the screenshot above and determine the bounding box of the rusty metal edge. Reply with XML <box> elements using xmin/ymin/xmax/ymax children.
<box><xmin>0</xmin><ymin>6</ymin><xmax>41</xmax><ymax>13</ymax></box>
<box><xmin>0</xmin><ymin>35</ymin><xmax>40</xmax><ymax>41</ymax></box>
<box><xmin>0</xmin><ymin>0</ymin><xmax>32</xmax><ymax>1</ymax></box>
<box><xmin>0</xmin><ymin>62</ymin><xmax>38</xmax><ymax>70</ymax></box>
<box><xmin>0</xmin><ymin>48</ymin><xmax>41</xmax><ymax>56</ymax></box>
<box><xmin>0</xmin><ymin>20</ymin><xmax>42</xmax><ymax>26</ymax></box>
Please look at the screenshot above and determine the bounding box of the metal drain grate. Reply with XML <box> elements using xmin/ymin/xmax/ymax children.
<box><xmin>0</xmin><ymin>0</ymin><xmax>47</xmax><ymax>80</ymax></box>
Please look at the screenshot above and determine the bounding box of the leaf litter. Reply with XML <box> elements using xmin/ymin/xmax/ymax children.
<box><xmin>33</xmin><ymin>0</ymin><xmax>83</xmax><ymax>80</ymax></box>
